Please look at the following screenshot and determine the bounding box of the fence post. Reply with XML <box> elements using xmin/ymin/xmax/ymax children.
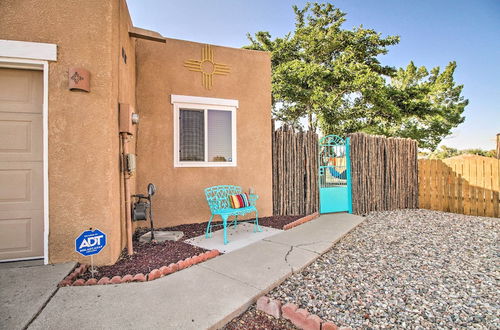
<box><xmin>346</xmin><ymin>137</ymin><xmax>353</xmax><ymax>214</ymax></box>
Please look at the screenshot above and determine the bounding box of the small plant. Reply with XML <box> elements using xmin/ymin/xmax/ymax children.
<box><xmin>212</xmin><ymin>156</ymin><xmax>227</xmax><ymax>162</ymax></box>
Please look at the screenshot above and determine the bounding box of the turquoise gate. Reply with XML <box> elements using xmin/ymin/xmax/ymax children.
<box><xmin>318</xmin><ymin>135</ymin><xmax>352</xmax><ymax>213</ymax></box>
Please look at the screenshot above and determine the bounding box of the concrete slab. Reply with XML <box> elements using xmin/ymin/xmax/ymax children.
<box><xmin>139</xmin><ymin>230</ymin><xmax>184</xmax><ymax>243</ymax></box>
<box><xmin>199</xmin><ymin>239</ymin><xmax>317</xmax><ymax>292</ymax></box>
<box><xmin>266</xmin><ymin>212</ymin><xmax>365</xmax><ymax>254</ymax></box>
<box><xmin>0</xmin><ymin>262</ymin><xmax>75</xmax><ymax>330</ymax></box>
<box><xmin>0</xmin><ymin>259</ymin><xmax>44</xmax><ymax>270</ymax></box>
<box><xmin>185</xmin><ymin>223</ymin><xmax>282</xmax><ymax>253</ymax></box>
<box><xmin>28</xmin><ymin>265</ymin><xmax>260</xmax><ymax>330</ymax></box>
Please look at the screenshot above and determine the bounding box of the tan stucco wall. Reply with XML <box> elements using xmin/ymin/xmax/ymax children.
<box><xmin>0</xmin><ymin>0</ymin><xmax>130</xmax><ymax>265</ymax></box>
<box><xmin>135</xmin><ymin>38</ymin><xmax>273</xmax><ymax>227</ymax></box>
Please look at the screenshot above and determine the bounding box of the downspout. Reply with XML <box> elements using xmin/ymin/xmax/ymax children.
<box><xmin>121</xmin><ymin>132</ymin><xmax>134</xmax><ymax>255</ymax></box>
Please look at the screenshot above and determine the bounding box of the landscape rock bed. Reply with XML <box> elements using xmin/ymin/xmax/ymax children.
<box><xmin>133</xmin><ymin>214</ymin><xmax>305</xmax><ymax>241</ymax></box>
<box><xmin>224</xmin><ymin>305</ymin><xmax>296</xmax><ymax>330</ymax></box>
<box><xmin>78</xmin><ymin>241</ymin><xmax>208</xmax><ymax>281</ymax></box>
<box><xmin>60</xmin><ymin>248</ymin><xmax>220</xmax><ymax>286</ymax></box>
<box><xmin>267</xmin><ymin>209</ymin><xmax>499</xmax><ymax>328</ymax></box>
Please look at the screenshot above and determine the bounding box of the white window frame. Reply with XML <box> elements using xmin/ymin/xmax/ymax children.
<box><xmin>171</xmin><ymin>95</ymin><xmax>238</xmax><ymax>167</ymax></box>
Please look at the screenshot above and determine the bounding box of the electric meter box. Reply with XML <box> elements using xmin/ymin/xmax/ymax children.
<box><xmin>126</xmin><ymin>153</ymin><xmax>136</xmax><ymax>173</ymax></box>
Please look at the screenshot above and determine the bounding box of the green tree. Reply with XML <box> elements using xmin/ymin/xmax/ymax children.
<box><xmin>428</xmin><ymin>145</ymin><xmax>460</xmax><ymax>159</ymax></box>
<box><xmin>460</xmin><ymin>148</ymin><xmax>496</xmax><ymax>158</ymax></box>
<box><xmin>427</xmin><ymin>146</ymin><xmax>496</xmax><ymax>159</ymax></box>
<box><xmin>245</xmin><ymin>2</ymin><xmax>399</xmax><ymax>132</ymax></box>
<box><xmin>245</xmin><ymin>2</ymin><xmax>468</xmax><ymax>150</ymax></box>
<box><xmin>361</xmin><ymin>62</ymin><xmax>468</xmax><ymax>149</ymax></box>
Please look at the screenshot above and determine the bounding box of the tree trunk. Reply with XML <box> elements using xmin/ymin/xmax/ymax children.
<box><xmin>307</xmin><ymin>108</ymin><xmax>317</xmax><ymax>133</ymax></box>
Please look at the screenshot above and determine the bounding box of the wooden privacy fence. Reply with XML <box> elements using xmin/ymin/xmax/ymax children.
<box><xmin>348</xmin><ymin>133</ymin><xmax>419</xmax><ymax>214</ymax></box>
<box><xmin>272</xmin><ymin>129</ymin><xmax>420</xmax><ymax>216</ymax></box>
<box><xmin>419</xmin><ymin>155</ymin><xmax>500</xmax><ymax>217</ymax></box>
<box><xmin>272</xmin><ymin>126</ymin><xmax>318</xmax><ymax>215</ymax></box>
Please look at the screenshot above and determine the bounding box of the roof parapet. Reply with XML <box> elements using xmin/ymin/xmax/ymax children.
<box><xmin>129</xmin><ymin>27</ymin><xmax>166</xmax><ymax>43</ymax></box>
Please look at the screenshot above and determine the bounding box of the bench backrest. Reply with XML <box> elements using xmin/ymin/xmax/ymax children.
<box><xmin>205</xmin><ymin>185</ymin><xmax>242</xmax><ymax>213</ymax></box>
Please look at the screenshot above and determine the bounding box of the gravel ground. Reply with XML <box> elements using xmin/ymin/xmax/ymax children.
<box><xmin>224</xmin><ymin>305</ymin><xmax>296</xmax><ymax>330</ymax></box>
<box><xmin>269</xmin><ymin>209</ymin><xmax>499</xmax><ymax>329</ymax></box>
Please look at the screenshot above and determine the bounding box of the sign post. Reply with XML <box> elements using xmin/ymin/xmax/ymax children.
<box><xmin>75</xmin><ymin>228</ymin><xmax>107</xmax><ymax>278</ymax></box>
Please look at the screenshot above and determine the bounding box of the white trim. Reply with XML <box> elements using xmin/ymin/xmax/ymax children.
<box><xmin>42</xmin><ymin>61</ymin><xmax>49</xmax><ymax>265</ymax></box>
<box><xmin>171</xmin><ymin>94</ymin><xmax>238</xmax><ymax>108</ymax></box>
<box><xmin>0</xmin><ymin>39</ymin><xmax>57</xmax><ymax>61</ymax></box>
<box><xmin>0</xmin><ymin>57</ymin><xmax>52</xmax><ymax>265</ymax></box>
<box><xmin>0</xmin><ymin>61</ymin><xmax>44</xmax><ymax>70</ymax></box>
<box><xmin>204</xmin><ymin>109</ymin><xmax>208</xmax><ymax>162</ymax></box>
<box><xmin>172</xmin><ymin>97</ymin><xmax>238</xmax><ymax>168</ymax></box>
<box><xmin>173</xmin><ymin>161</ymin><xmax>237</xmax><ymax>168</ymax></box>
<box><xmin>232</xmin><ymin>106</ymin><xmax>237</xmax><ymax>166</ymax></box>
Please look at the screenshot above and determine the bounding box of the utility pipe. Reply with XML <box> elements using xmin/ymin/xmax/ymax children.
<box><xmin>121</xmin><ymin>132</ymin><xmax>134</xmax><ymax>255</ymax></box>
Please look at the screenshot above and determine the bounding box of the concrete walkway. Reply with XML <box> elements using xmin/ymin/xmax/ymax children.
<box><xmin>185</xmin><ymin>222</ymin><xmax>283</xmax><ymax>253</ymax></box>
<box><xmin>0</xmin><ymin>261</ymin><xmax>75</xmax><ymax>330</ymax></box>
<box><xmin>27</xmin><ymin>213</ymin><xmax>364</xmax><ymax>330</ymax></box>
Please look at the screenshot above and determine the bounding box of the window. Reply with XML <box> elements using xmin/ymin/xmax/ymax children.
<box><xmin>172</xmin><ymin>95</ymin><xmax>237</xmax><ymax>167</ymax></box>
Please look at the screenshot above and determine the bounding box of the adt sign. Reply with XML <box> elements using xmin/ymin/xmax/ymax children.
<box><xmin>75</xmin><ymin>229</ymin><xmax>106</xmax><ymax>256</ymax></box>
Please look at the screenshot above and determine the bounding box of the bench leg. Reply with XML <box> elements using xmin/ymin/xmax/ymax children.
<box><xmin>222</xmin><ymin>214</ymin><xmax>229</xmax><ymax>244</ymax></box>
<box><xmin>205</xmin><ymin>215</ymin><xmax>214</xmax><ymax>239</ymax></box>
<box><xmin>254</xmin><ymin>210</ymin><xmax>262</xmax><ymax>232</ymax></box>
<box><xmin>232</xmin><ymin>215</ymin><xmax>238</xmax><ymax>228</ymax></box>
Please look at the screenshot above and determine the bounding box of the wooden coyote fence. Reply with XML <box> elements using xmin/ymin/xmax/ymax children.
<box><xmin>272</xmin><ymin>126</ymin><xmax>318</xmax><ymax>215</ymax></box>
<box><xmin>419</xmin><ymin>155</ymin><xmax>500</xmax><ymax>217</ymax></box>
<box><xmin>348</xmin><ymin>133</ymin><xmax>419</xmax><ymax>215</ymax></box>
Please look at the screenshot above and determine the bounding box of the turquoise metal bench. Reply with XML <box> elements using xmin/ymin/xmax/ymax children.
<box><xmin>204</xmin><ymin>185</ymin><xmax>261</xmax><ymax>245</ymax></box>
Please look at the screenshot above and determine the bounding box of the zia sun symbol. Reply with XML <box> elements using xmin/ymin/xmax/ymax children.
<box><xmin>184</xmin><ymin>44</ymin><xmax>230</xmax><ymax>90</ymax></box>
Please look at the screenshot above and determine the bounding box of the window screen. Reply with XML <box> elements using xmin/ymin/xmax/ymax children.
<box><xmin>207</xmin><ymin>110</ymin><xmax>232</xmax><ymax>162</ymax></box>
<box><xmin>179</xmin><ymin>109</ymin><xmax>204</xmax><ymax>161</ymax></box>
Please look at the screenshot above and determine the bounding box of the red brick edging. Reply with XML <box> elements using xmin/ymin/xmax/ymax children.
<box><xmin>59</xmin><ymin>249</ymin><xmax>220</xmax><ymax>287</ymax></box>
<box><xmin>283</xmin><ymin>212</ymin><xmax>319</xmax><ymax>230</ymax></box>
<box><xmin>257</xmin><ymin>296</ymin><xmax>350</xmax><ymax>330</ymax></box>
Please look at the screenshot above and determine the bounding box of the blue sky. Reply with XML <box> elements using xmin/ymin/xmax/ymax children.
<box><xmin>127</xmin><ymin>0</ymin><xmax>500</xmax><ymax>150</ymax></box>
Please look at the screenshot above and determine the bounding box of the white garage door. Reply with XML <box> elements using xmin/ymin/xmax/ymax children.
<box><xmin>0</xmin><ymin>67</ymin><xmax>44</xmax><ymax>261</ymax></box>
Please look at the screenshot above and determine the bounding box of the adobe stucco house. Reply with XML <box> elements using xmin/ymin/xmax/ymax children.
<box><xmin>0</xmin><ymin>0</ymin><xmax>272</xmax><ymax>265</ymax></box>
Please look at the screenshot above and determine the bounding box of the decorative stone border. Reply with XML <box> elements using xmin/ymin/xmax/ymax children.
<box><xmin>283</xmin><ymin>212</ymin><xmax>319</xmax><ymax>230</ymax></box>
<box><xmin>58</xmin><ymin>263</ymin><xmax>89</xmax><ymax>287</ymax></box>
<box><xmin>256</xmin><ymin>296</ymin><xmax>350</xmax><ymax>330</ymax></box>
<box><xmin>58</xmin><ymin>249</ymin><xmax>220</xmax><ymax>287</ymax></box>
